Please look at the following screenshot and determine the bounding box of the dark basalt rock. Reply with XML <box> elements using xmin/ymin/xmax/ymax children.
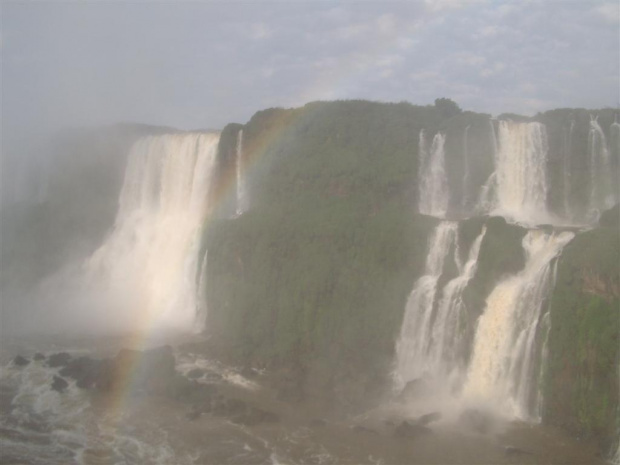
<box><xmin>504</xmin><ymin>445</ymin><xmax>535</xmax><ymax>457</ymax></box>
<box><xmin>212</xmin><ymin>397</ymin><xmax>248</xmax><ymax>417</ymax></box>
<box><xmin>397</xmin><ymin>378</ymin><xmax>427</xmax><ymax>403</ymax></box>
<box><xmin>231</xmin><ymin>407</ymin><xmax>280</xmax><ymax>426</ymax></box>
<box><xmin>458</xmin><ymin>408</ymin><xmax>493</xmax><ymax>434</ymax></box>
<box><xmin>186</xmin><ymin>368</ymin><xmax>205</xmax><ymax>379</ymax></box>
<box><xmin>412</xmin><ymin>411</ymin><xmax>442</xmax><ymax>426</ymax></box>
<box><xmin>12</xmin><ymin>356</ymin><xmax>30</xmax><ymax>367</ymax></box>
<box><xmin>352</xmin><ymin>425</ymin><xmax>379</xmax><ymax>435</ymax></box>
<box><xmin>393</xmin><ymin>420</ymin><xmax>432</xmax><ymax>439</ymax></box>
<box><xmin>47</xmin><ymin>353</ymin><xmax>72</xmax><ymax>368</ymax></box>
<box><xmin>33</xmin><ymin>353</ymin><xmax>45</xmax><ymax>361</ymax></box>
<box><xmin>51</xmin><ymin>376</ymin><xmax>69</xmax><ymax>393</ymax></box>
<box><xmin>59</xmin><ymin>357</ymin><xmax>103</xmax><ymax>389</ymax></box>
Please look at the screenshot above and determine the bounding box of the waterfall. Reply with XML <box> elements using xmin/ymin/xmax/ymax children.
<box><xmin>394</xmin><ymin>222</ymin><xmax>457</xmax><ymax>386</ymax></box>
<box><xmin>562</xmin><ymin>122</ymin><xmax>574</xmax><ymax>220</ymax></box>
<box><xmin>235</xmin><ymin>129</ymin><xmax>248</xmax><ymax>216</ymax></box>
<box><xmin>492</xmin><ymin>121</ymin><xmax>550</xmax><ymax>224</ymax></box>
<box><xmin>461</xmin><ymin>125</ymin><xmax>471</xmax><ymax>211</ymax></box>
<box><xmin>588</xmin><ymin>117</ymin><xmax>614</xmax><ymax>218</ymax></box>
<box><xmin>418</xmin><ymin>131</ymin><xmax>449</xmax><ymax>217</ymax></box>
<box><xmin>426</xmin><ymin>226</ymin><xmax>486</xmax><ymax>377</ymax></box>
<box><xmin>83</xmin><ymin>132</ymin><xmax>219</xmax><ymax>332</ymax></box>
<box><xmin>462</xmin><ymin>230</ymin><xmax>574</xmax><ymax>419</ymax></box>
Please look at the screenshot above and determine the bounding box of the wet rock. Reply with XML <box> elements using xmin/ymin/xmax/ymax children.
<box><xmin>393</xmin><ymin>420</ymin><xmax>431</xmax><ymax>439</ymax></box>
<box><xmin>12</xmin><ymin>355</ymin><xmax>30</xmax><ymax>367</ymax></box>
<box><xmin>232</xmin><ymin>407</ymin><xmax>280</xmax><ymax>426</ymax></box>
<box><xmin>504</xmin><ymin>445</ymin><xmax>535</xmax><ymax>457</ymax></box>
<box><xmin>458</xmin><ymin>408</ymin><xmax>493</xmax><ymax>434</ymax></box>
<box><xmin>241</xmin><ymin>366</ymin><xmax>258</xmax><ymax>379</ymax></box>
<box><xmin>412</xmin><ymin>411</ymin><xmax>442</xmax><ymax>426</ymax></box>
<box><xmin>47</xmin><ymin>353</ymin><xmax>72</xmax><ymax>368</ymax></box>
<box><xmin>51</xmin><ymin>376</ymin><xmax>69</xmax><ymax>393</ymax></box>
<box><xmin>352</xmin><ymin>425</ymin><xmax>379</xmax><ymax>435</ymax></box>
<box><xmin>398</xmin><ymin>378</ymin><xmax>427</xmax><ymax>402</ymax></box>
<box><xmin>59</xmin><ymin>357</ymin><xmax>102</xmax><ymax>389</ymax></box>
<box><xmin>186</xmin><ymin>368</ymin><xmax>205</xmax><ymax>379</ymax></box>
<box><xmin>186</xmin><ymin>408</ymin><xmax>202</xmax><ymax>421</ymax></box>
<box><xmin>203</xmin><ymin>372</ymin><xmax>224</xmax><ymax>383</ymax></box>
<box><xmin>166</xmin><ymin>376</ymin><xmax>216</xmax><ymax>405</ymax></box>
<box><xmin>33</xmin><ymin>353</ymin><xmax>45</xmax><ymax>361</ymax></box>
<box><xmin>212</xmin><ymin>397</ymin><xmax>248</xmax><ymax>417</ymax></box>
<box><xmin>309</xmin><ymin>418</ymin><xmax>327</xmax><ymax>428</ymax></box>
<box><xmin>97</xmin><ymin>346</ymin><xmax>176</xmax><ymax>393</ymax></box>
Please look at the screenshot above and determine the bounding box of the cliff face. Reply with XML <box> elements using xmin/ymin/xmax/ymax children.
<box><xmin>544</xmin><ymin>204</ymin><xmax>620</xmax><ymax>452</ymax></box>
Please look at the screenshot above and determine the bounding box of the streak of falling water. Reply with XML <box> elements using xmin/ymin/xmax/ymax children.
<box><xmin>462</xmin><ymin>125</ymin><xmax>471</xmax><ymax>211</ymax></box>
<box><xmin>418</xmin><ymin>131</ymin><xmax>449</xmax><ymax>217</ymax></box>
<box><xmin>588</xmin><ymin>116</ymin><xmax>614</xmax><ymax>218</ymax></box>
<box><xmin>563</xmin><ymin>121</ymin><xmax>574</xmax><ymax>220</ymax></box>
<box><xmin>236</xmin><ymin>129</ymin><xmax>248</xmax><ymax>216</ymax></box>
<box><xmin>462</xmin><ymin>230</ymin><xmax>574</xmax><ymax>419</ymax></box>
<box><xmin>426</xmin><ymin>226</ymin><xmax>486</xmax><ymax>378</ymax></box>
<box><xmin>394</xmin><ymin>222</ymin><xmax>457</xmax><ymax>387</ymax></box>
<box><xmin>493</xmin><ymin>121</ymin><xmax>550</xmax><ymax>224</ymax></box>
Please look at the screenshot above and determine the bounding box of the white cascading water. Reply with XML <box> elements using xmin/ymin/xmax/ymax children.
<box><xmin>235</xmin><ymin>129</ymin><xmax>248</xmax><ymax>216</ymax></box>
<box><xmin>426</xmin><ymin>226</ymin><xmax>486</xmax><ymax>377</ymax></box>
<box><xmin>418</xmin><ymin>130</ymin><xmax>449</xmax><ymax>217</ymax></box>
<box><xmin>462</xmin><ymin>230</ymin><xmax>574</xmax><ymax>419</ymax></box>
<box><xmin>85</xmin><ymin>133</ymin><xmax>219</xmax><ymax>332</ymax></box>
<box><xmin>394</xmin><ymin>222</ymin><xmax>457</xmax><ymax>387</ymax></box>
<box><xmin>588</xmin><ymin>117</ymin><xmax>614</xmax><ymax>218</ymax></box>
<box><xmin>492</xmin><ymin>121</ymin><xmax>550</xmax><ymax>224</ymax></box>
<box><xmin>461</xmin><ymin>125</ymin><xmax>471</xmax><ymax>211</ymax></box>
<box><xmin>562</xmin><ymin>122</ymin><xmax>574</xmax><ymax>220</ymax></box>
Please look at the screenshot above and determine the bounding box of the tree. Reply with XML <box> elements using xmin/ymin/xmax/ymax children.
<box><xmin>434</xmin><ymin>98</ymin><xmax>462</xmax><ymax>119</ymax></box>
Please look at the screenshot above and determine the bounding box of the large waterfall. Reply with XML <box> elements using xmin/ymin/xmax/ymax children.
<box><xmin>418</xmin><ymin>130</ymin><xmax>449</xmax><ymax>217</ymax></box>
<box><xmin>463</xmin><ymin>230</ymin><xmax>574</xmax><ymax>419</ymax></box>
<box><xmin>83</xmin><ymin>133</ymin><xmax>219</xmax><ymax>332</ymax></box>
<box><xmin>491</xmin><ymin>121</ymin><xmax>550</xmax><ymax>224</ymax></box>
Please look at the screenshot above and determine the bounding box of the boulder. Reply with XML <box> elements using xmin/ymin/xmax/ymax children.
<box><xmin>59</xmin><ymin>357</ymin><xmax>102</xmax><ymax>389</ymax></box>
<box><xmin>51</xmin><ymin>376</ymin><xmax>69</xmax><ymax>393</ymax></box>
<box><xmin>47</xmin><ymin>353</ymin><xmax>72</xmax><ymax>368</ymax></box>
<box><xmin>412</xmin><ymin>411</ymin><xmax>442</xmax><ymax>426</ymax></box>
<box><xmin>352</xmin><ymin>425</ymin><xmax>379</xmax><ymax>435</ymax></box>
<box><xmin>232</xmin><ymin>407</ymin><xmax>280</xmax><ymax>426</ymax></box>
<box><xmin>12</xmin><ymin>356</ymin><xmax>30</xmax><ymax>367</ymax></box>
<box><xmin>458</xmin><ymin>408</ymin><xmax>493</xmax><ymax>434</ymax></box>
<box><xmin>186</xmin><ymin>368</ymin><xmax>205</xmax><ymax>379</ymax></box>
<box><xmin>398</xmin><ymin>378</ymin><xmax>427</xmax><ymax>402</ymax></box>
<box><xmin>393</xmin><ymin>420</ymin><xmax>431</xmax><ymax>439</ymax></box>
<box><xmin>33</xmin><ymin>353</ymin><xmax>45</xmax><ymax>361</ymax></box>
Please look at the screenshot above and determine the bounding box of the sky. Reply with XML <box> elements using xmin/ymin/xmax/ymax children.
<box><xmin>2</xmin><ymin>0</ymin><xmax>619</xmax><ymax>137</ymax></box>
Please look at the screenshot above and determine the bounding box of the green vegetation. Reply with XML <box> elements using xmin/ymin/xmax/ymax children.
<box><xmin>544</xmin><ymin>207</ymin><xmax>620</xmax><ymax>450</ymax></box>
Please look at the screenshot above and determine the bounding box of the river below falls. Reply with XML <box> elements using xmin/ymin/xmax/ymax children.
<box><xmin>0</xmin><ymin>333</ymin><xmax>607</xmax><ymax>465</ymax></box>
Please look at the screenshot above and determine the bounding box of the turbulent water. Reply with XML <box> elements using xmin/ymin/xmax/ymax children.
<box><xmin>418</xmin><ymin>130</ymin><xmax>449</xmax><ymax>217</ymax></box>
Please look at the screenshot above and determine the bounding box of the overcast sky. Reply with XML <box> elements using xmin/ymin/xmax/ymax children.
<box><xmin>2</xmin><ymin>0</ymin><xmax>619</xmax><ymax>136</ymax></box>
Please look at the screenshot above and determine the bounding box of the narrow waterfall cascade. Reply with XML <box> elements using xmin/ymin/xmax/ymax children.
<box><xmin>588</xmin><ymin>117</ymin><xmax>615</xmax><ymax>218</ymax></box>
<box><xmin>394</xmin><ymin>222</ymin><xmax>457</xmax><ymax>387</ymax></box>
<box><xmin>82</xmin><ymin>133</ymin><xmax>220</xmax><ymax>332</ymax></box>
<box><xmin>418</xmin><ymin>131</ymin><xmax>449</xmax><ymax>217</ymax></box>
<box><xmin>462</xmin><ymin>230</ymin><xmax>574</xmax><ymax>420</ymax></box>
<box><xmin>491</xmin><ymin>121</ymin><xmax>550</xmax><ymax>224</ymax></box>
<box><xmin>426</xmin><ymin>226</ymin><xmax>486</xmax><ymax>378</ymax></box>
<box><xmin>235</xmin><ymin>129</ymin><xmax>248</xmax><ymax>216</ymax></box>
<box><xmin>461</xmin><ymin>125</ymin><xmax>471</xmax><ymax>210</ymax></box>
<box><xmin>562</xmin><ymin>122</ymin><xmax>574</xmax><ymax>220</ymax></box>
